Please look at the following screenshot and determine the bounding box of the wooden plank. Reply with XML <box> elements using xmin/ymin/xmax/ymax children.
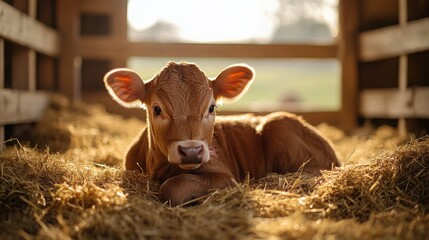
<box><xmin>399</xmin><ymin>0</ymin><xmax>407</xmax><ymax>26</ymax></box>
<box><xmin>398</xmin><ymin>54</ymin><xmax>408</xmax><ymax>135</ymax></box>
<box><xmin>0</xmin><ymin>1</ymin><xmax>59</xmax><ymax>57</ymax></box>
<box><xmin>0</xmin><ymin>126</ymin><xmax>4</xmax><ymax>151</ymax></box>
<box><xmin>111</xmin><ymin>0</ymin><xmax>127</xmax><ymax>42</ymax></box>
<box><xmin>398</xmin><ymin>0</ymin><xmax>407</xmax><ymax>93</ymax></box>
<box><xmin>29</xmin><ymin>0</ymin><xmax>37</xmax><ymax>91</ymax></box>
<box><xmin>398</xmin><ymin>55</ymin><xmax>407</xmax><ymax>91</ymax></box>
<box><xmin>338</xmin><ymin>0</ymin><xmax>359</xmax><ymax>132</ymax></box>
<box><xmin>0</xmin><ymin>38</ymin><xmax>4</xmax><ymax>89</ymax></box>
<box><xmin>360</xmin><ymin>17</ymin><xmax>429</xmax><ymax>61</ymax></box>
<box><xmin>360</xmin><ymin>87</ymin><xmax>429</xmax><ymax>118</ymax></box>
<box><xmin>80</xmin><ymin>40</ymin><xmax>338</xmax><ymax>59</ymax></box>
<box><xmin>397</xmin><ymin>0</ymin><xmax>408</xmax><ymax>135</ymax></box>
<box><xmin>0</xmin><ymin>89</ymin><xmax>49</xmax><ymax>125</ymax></box>
<box><xmin>29</xmin><ymin>0</ymin><xmax>37</xmax><ymax>18</ymax></box>
<box><xmin>57</xmin><ymin>0</ymin><xmax>81</xmax><ymax>100</ymax></box>
<box><xmin>0</xmin><ymin>38</ymin><xmax>4</xmax><ymax>149</ymax></box>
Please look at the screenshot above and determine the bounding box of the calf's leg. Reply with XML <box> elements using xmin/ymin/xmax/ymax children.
<box><xmin>160</xmin><ymin>171</ymin><xmax>233</xmax><ymax>206</ymax></box>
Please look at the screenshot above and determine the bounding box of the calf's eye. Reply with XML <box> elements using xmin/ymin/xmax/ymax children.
<box><xmin>153</xmin><ymin>106</ymin><xmax>162</xmax><ymax>116</ymax></box>
<box><xmin>208</xmin><ymin>104</ymin><xmax>216</xmax><ymax>114</ymax></box>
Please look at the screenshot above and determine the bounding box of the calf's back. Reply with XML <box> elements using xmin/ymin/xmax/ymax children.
<box><xmin>212</xmin><ymin>112</ymin><xmax>339</xmax><ymax>181</ymax></box>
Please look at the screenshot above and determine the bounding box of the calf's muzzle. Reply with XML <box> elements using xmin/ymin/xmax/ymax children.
<box><xmin>178</xmin><ymin>145</ymin><xmax>203</xmax><ymax>164</ymax></box>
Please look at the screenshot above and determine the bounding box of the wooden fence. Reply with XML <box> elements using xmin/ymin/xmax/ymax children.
<box><xmin>357</xmin><ymin>0</ymin><xmax>429</xmax><ymax>135</ymax></box>
<box><xmin>0</xmin><ymin>0</ymin><xmax>82</xmax><ymax>149</ymax></box>
<box><xmin>1</xmin><ymin>0</ymin><xmax>428</xmax><ymax>149</ymax></box>
<box><xmin>1</xmin><ymin>0</ymin><xmax>56</xmax><ymax>148</ymax></box>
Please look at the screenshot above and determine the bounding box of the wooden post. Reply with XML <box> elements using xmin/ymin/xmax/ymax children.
<box><xmin>36</xmin><ymin>0</ymin><xmax>56</xmax><ymax>91</ymax></box>
<box><xmin>0</xmin><ymin>126</ymin><xmax>4</xmax><ymax>151</ymax></box>
<box><xmin>398</xmin><ymin>0</ymin><xmax>408</xmax><ymax>136</ymax></box>
<box><xmin>0</xmin><ymin>38</ymin><xmax>4</xmax><ymax>149</ymax></box>
<box><xmin>111</xmin><ymin>0</ymin><xmax>128</xmax><ymax>42</ymax></box>
<box><xmin>110</xmin><ymin>0</ymin><xmax>128</xmax><ymax>69</ymax></box>
<box><xmin>29</xmin><ymin>0</ymin><xmax>36</xmax><ymax>91</ymax></box>
<box><xmin>0</xmin><ymin>39</ymin><xmax>4</xmax><ymax>90</ymax></box>
<box><xmin>339</xmin><ymin>0</ymin><xmax>359</xmax><ymax>133</ymax></box>
<box><xmin>57</xmin><ymin>0</ymin><xmax>81</xmax><ymax>100</ymax></box>
<box><xmin>9</xmin><ymin>0</ymin><xmax>37</xmax><ymax>91</ymax></box>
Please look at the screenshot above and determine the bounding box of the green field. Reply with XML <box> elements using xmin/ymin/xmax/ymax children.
<box><xmin>128</xmin><ymin>57</ymin><xmax>340</xmax><ymax>112</ymax></box>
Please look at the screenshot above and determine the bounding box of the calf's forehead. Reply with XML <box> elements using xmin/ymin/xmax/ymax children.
<box><xmin>151</xmin><ymin>62</ymin><xmax>213</xmax><ymax>113</ymax></box>
<box><xmin>154</xmin><ymin>62</ymin><xmax>209</xmax><ymax>88</ymax></box>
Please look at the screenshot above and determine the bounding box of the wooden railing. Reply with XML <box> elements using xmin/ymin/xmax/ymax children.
<box><xmin>357</xmin><ymin>0</ymin><xmax>429</xmax><ymax>134</ymax></box>
<box><xmin>0</xmin><ymin>1</ymin><xmax>59</xmax><ymax>148</ymax></box>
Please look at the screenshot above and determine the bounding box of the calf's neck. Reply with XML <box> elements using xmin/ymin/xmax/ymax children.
<box><xmin>104</xmin><ymin>61</ymin><xmax>340</xmax><ymax>206</ymax></box>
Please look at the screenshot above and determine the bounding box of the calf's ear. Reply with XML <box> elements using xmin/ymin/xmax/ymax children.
<box><xmin>103</xmin><ymin>68</ymin><xmax>146</xmax><ymax>108</ymax></box>
<box><xmin>212</xmin><ymin>64</ymin><xmax>254</xmax><ymax>103</ymax></box>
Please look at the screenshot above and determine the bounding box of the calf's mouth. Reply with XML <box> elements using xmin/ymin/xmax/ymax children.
<box><xmin>178</xmin><ymin>163</ymin><xmax>202</xmax><ymax>170</ymax></box>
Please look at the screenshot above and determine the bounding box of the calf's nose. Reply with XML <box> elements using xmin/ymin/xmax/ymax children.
<box><xmin>178</xmin><ymin>145</ymin><xmax>203</xmax><ymax>164</ymax></box>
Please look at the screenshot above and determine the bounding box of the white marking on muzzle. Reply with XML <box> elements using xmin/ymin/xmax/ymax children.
<box><xmin>168</xmin><ymin>140</ymin><xmax>210</xmax><ymax>168</ymax></box>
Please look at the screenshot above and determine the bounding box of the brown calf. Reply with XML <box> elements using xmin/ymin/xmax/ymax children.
<box><xmin>104</xmin><ymin>61</ymin><xmax>340</xmax><ymax>206</ymax></box>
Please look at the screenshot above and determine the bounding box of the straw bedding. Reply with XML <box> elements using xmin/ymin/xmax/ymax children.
<box><xmin>1</xmin><ymin>97</ymin><xmax>428</xmax><ymax>239</ymax></box>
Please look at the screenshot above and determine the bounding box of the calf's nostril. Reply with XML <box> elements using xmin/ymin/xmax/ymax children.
<box><xmin>178</xmin><ymin>145</ymin><xmax>202</xmax><ymax>156</ymax></box>
<box><xmin>178</xmin><ymin>146</ymin><xmax>186</xmax><ymax>157</ymax></box>
<box><xmin>177</xmin><ymin>145</ymin><xmax>204</xmax><ymax>164</ymax></box>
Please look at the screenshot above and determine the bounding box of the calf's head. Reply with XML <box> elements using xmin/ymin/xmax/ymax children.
<box><xmin>104</xmin><ymin>62</ymin><xmax>254</xmax><ymax>170</ymax></box>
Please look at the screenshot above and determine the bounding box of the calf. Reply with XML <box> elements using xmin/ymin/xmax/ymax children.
<box><xmin>104</xmin><ymin>61</ymin><xmax>340</xmax><ymax>206</ymax></box>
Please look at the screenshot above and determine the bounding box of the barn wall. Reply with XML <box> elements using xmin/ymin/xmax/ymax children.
<box><xmin>0</xmin><ymin>0</ymin><xmax>59</xmax><ymax>148</ymax></box>
<box><xmin>357</xmin><ymin>0</ymin><xmax>429</xmax><ymax>135</ymax></box>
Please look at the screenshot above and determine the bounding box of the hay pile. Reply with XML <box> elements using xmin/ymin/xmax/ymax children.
<box><xmin>1</xmin><ymin>97</ymin><xmax>428</xmax><ymax>239</ymax></box>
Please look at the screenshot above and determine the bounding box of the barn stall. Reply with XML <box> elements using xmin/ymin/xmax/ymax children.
<box><xmin>0</xmin><ymin>0</ymin><xmax>428</xmax><ymax>239</ymax></box>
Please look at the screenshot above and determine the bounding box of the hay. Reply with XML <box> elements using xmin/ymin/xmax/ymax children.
<box><xmin>1</xmin><ymin>97</ymin><xmax>428</xmax><ymax>239</ymax></box>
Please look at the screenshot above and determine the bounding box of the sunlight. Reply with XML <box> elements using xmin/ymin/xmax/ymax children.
<box><xmin>128</xmin><ymin>0</ymin><xmax>280</xmax><ymax>43</ymax></box>
<box><xmin>127</xmin><ymin>0</ymin><xmax>160</xmax><ymax>31</ymax></box>
<box><xmin>128</xmin><ymin>0</ymin><xmax>338</xmax><ymax>43</ymax></box>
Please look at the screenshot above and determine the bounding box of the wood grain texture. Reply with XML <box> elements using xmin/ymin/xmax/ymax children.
<box><xmin>359</xmin><ymin>18</ymin><xmax>429</xmax><ymax>61</ymax></box>
<box><xmin>0</xmin><ymin>89</ymin><xmax>49</xmax><ymax>125</ymax></box>
<box><xmin>80</xmin><ymin>40</ymin><xmax>338</xmax><ymax>59</ymax></box>
<box><xmin>360</xmin><ymin>87</ymin><xmax>429</xmax><ymax>118</ymax></box>
<box><xmin>0</xmin><ymin>1</ymin><xmax>59</xmax><ymax>57</ymax></box>
<box><xmin>57</xmin><ymin>0</ymin><xmax>81</xmax><ymax>100</ymax></box>
<box><xmin>338</xmin><ymin>0</ymin><xmax>359</xmax><ymax>132</ymax></box>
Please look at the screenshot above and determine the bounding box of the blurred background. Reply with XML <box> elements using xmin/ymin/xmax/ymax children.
<box><xmin>1</xmin><ymin>0</ymin><xmax>428</xmax><ymax>143</ymax></box>
<box><xmin>127</xmin><ymin>0</ymin><xmax>340</xmax><ymax>112</ymax></box>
